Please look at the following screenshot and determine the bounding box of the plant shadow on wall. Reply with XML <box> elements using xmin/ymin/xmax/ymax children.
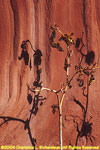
<box><xmin>0</xmin><ymin>24</ymin><xmax>99</xmax><ymax>150</ymax></box>
<box><xmin>0</xmin><ymin>40</ymin><xmax>45</xmax><ymax>150</ymax></box>
<box><xmin>72</xmin><ymin>34</ymin><xmax>96</xmax><ymax>149</ymax></box>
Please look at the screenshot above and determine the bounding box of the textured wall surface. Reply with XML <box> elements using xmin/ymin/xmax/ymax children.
<box><xmin>0</xmin><ymin>0</ymin><xmax>100</xmax><ymax>149</ymax></box>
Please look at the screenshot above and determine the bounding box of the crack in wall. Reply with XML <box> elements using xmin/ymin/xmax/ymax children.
<box><xmin>10</xmin><ymin>0</ymin><xmax>18</xmax><ymax>60</ymax></box>
<box><xmin>83</xmin><ymin>0</ymin><xmax>89</xmax><ymax>52</ymax></box>
<box><xmin>45</xmin><ymin>0</ymin><xmax>52</xmax><ymax>84</ymax></box>
<box><xmin>33</xmin><ymin>0</ymin><xmax>39</xmax><ymax>49</ymax></box>
<box><xmin>33</xmin><ymin>0</ymin><xmax>40</xmax><ymax>84</ymax></box>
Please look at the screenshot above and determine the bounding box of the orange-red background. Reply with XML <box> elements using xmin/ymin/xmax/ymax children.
<box><xmin>0</xmin><ymin>0</ymin><xmax>100</xmax><ymax>148</ymax></box>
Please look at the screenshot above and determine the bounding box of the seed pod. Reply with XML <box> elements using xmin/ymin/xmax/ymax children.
<box><xmin>77</xmin><ymin>79</ymin><xmax>84</xmax><ymax>87</ymax></box>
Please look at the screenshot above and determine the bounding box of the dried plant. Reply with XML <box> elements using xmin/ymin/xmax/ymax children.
<box><xmin>0</xmin><ymin>25</ymin><xmax>100</xmax><ymax>150</ymax></box>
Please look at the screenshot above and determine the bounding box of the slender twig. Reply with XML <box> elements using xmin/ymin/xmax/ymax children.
<box><xmin>53</xmin><ymin>23</ymin><xmax>65</xmax><ymax>37</ymax></box>
<box><xmin>27</xmin><ymin>84</ymin><xmax>58</xmax><ymax>94</ymax></box>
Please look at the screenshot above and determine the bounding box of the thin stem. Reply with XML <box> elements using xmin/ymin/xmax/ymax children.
<box><xmin>59</xmin><ymin>54</ymin><xmax>71</xmax><ymax>150</ymax></box>
<box><xmin>60</xmin><ymin>85</ymin><xmax>68</xmax><ymax>107</ymax></box>
<box><xmin>28</xmin><ymin>86</ymin><xmax>57</xmax><ymax>94</ymax></box>
<box><xmin>59</xmin><ymin>104</ymin><xmax>63</xmax><ymax>150</ymax></box>
<box><xmin>56</xmin><ymin>94</ymin><xmax>62</xmax><ymax>148</ymax></box>
<box><xmin>60</xmin><ymin>56</ymin><xmax>70</xmax><ymax>107</ymax></box>
<box><xmin>54</xmin><ymin>24</ymin><xmax>65</xmax><ymax>37</ymax></box>
<box><xmin>42</xmin><ymin>87</ymin><xmax>57</xmax><ymax>93</ymax></box>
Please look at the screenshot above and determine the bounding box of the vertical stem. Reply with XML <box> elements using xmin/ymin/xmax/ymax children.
<box><xmin>57</xmin><ymin>94</ymin><xmax>63</xmax><ymax>150</ymax></box>
<box><xmin>59</xmin><ymin>53</ymin><xmax>70</xmax><ymax>150</ymax></box>
<box><xmin>59</xmin><ymin>104</ymin><xmax>63</xmax><ymax>150</ymax></box>
<box><xmin>59</xmin><ymin>86</ymin><xmax>69</xmax><ymax>150</ymax></box>
<box><xmin>67</xmin><ymin>56</ymin><xmax>70</xmax><ymax>78</ymax></box>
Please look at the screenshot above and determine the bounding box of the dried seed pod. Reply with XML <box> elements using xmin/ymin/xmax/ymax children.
<box><xmin>40</xmin><ymin>102</ymin><xmax>43</xmax><ymax>106</ymax></box>
<box><xmin>51</xmin><ymin>105</ymin><xmax>59</xmax><ymax>114</ymax></box>
<box><xmin>77</xmin><ymin>79</ymin><xmax>84</xmax><ymax>87</ymax></box>
<box><xmin>88</xmin><ymin>74</ymin><xmax>95</xmax><ymax>86</ymax></box>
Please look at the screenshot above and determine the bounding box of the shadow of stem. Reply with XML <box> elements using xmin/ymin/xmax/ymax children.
<box><xmin>0</xmin><ymin>116</ymin><xmax>36</xmax><ymax>150</ymax></box>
